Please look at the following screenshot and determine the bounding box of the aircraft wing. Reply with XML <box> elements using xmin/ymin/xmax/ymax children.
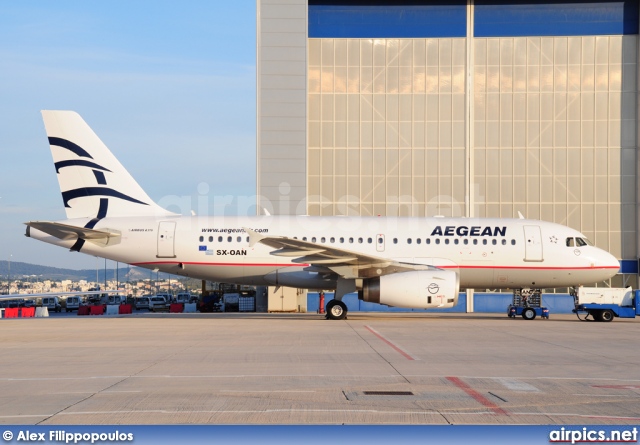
<box><xmin>245</xmin><ymin>228</ymin><xmax>437</xmax><ymax>279</ymax></box>
<box><xmin>25</xmin><ymin>221</ymin><xmax>121</xmax><ymax>246</ymax></box>
<box><xmin>0</xmin><ymin>290</ymin><xmax>121</xmax><ymax>301</ymax></box>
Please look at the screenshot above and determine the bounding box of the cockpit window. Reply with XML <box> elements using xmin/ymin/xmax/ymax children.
<box><xmin>566</xmin><ymin>237</ymin><xmax>575</xmax><ymax>247</ymax></box>
<box><xmin>576</xmin><ymin>237</ymin><xmax>589</xmax><ymax>247</ymax></box>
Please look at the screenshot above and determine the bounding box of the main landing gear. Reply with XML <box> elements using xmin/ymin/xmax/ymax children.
<box><xmin>325</xmin><ymin>299</ymin><xmax>348</xmax><ymax>320</ymax></box>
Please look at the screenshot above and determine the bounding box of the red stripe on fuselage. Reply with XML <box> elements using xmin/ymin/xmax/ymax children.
<box><xmin>131</xmin><ymin>261</ymin><xmax>618</xmax><ymax>271</ymax></box>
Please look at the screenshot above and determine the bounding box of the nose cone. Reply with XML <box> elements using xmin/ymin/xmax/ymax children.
<box><xmin>598</xmin><ymin>249</ymin><xmax>620</xmax><ymax>279</ymax></box>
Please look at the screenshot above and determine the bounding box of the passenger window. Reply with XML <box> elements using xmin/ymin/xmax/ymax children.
<box><xmin>502</xmin><ymin>239</ymin><xmax>506</xmax><ymax>245</ymax></box>
<box><xmin>330</xmin><ymin>237</ymin><xmax>335</xmax><ymax>243</ymax></box>
<box><xmin>445</xmin><ymin>239</ymin><xmax>449</xmax><ymax>245</ymax></box>
<box><xmin>407</xmin><ymin>238</ymin><xmax>412</xmax><ymax>244</ymax></box>
<box><xmin>358</xmin><ymin>237</ymin><xmax>363</xmax><ymax>243</ymax></box>
<box><xmin>454</xmin><ymin>239</ymin><xmax>459</xmax><ymax>245</ymax></box>
<box><xmin>312</xmin><ymin>237</ymin><xmax>317</xmax><ymax>242</ymax></box>
<box><xmin>340</xmin><ymin>237</ymin><xmax>344</xmax><ymax>243</ymax></box>
<box><xmin>566</xmin><ymin>237</ymin><xmax>575</xmax><ymax>247</ymax></box>
<box><xmin>426</xmin><ymin>239</ymin><xmax>431</xmax><ymax>244</ymax></box>
<box><xmin>237</xmin><ymin>236</ymin><xmax>241</xmax><ymax>242</ymax></box>
<box><xmin>303</xmin><ymin>237</ymin><xmax>307</xmax><ymax>241</ymax></box>
<box><xmin>227</xmin><ymin>236</ymin><xmax>232</xmax><ymax>242</ymax></box>
<box><xmin>483</xmin><ymin>239</ymin><xmax>487</xmax><ymax>245</ymax></box>
<box><xmin>368</xmin><ymin>237</ymin><xmax>373</xmax><ymax>244</ymax></box>
<box><xmin>473</xmin><ymin>239</ymin><xmax>478</xmax><ymax>245</ymax></box>
<box><xmin>208</xmin><ymin>236</ymin><xmax>213</xmax><ymax>242</ymax></box>
<box><xmin>511</xmin><ymin>239</ymin><xmax>515</xmax><ymax>245</ymax></box>
<box><xmin>349</xmin><ymin>237</ymin><xmax>353</xmax><ymax>243</ymax></box>
<box><xmin>218</xmin><ymin>236</ymin><xmax>223</xmax><ymax>242</ymax></box>
<box><xmin>492</xmin><ymin>239</ymin><xmax>497</xmax><ymax>245</ymax></box>
<box><xmin>199</xmin><ymin>236</ymin><xmax>204</xmax><ymax>242</ymax></box>
<box><xmin>378</xmin><ymin>237</ymin><xmax>383</xmax><ymax>244</ymax></box>
<box><xmin>246</xmin><ymin>236</ymin><xmax>249</xmax><ymax>242</ymax></box>
<box><xmin>393</xmin><ymin>238</ymin><xmax>398</xmax><ymax>244</ymax></box>
<box><xmin>321</xmin><ymin>237</ymin><xmax>326</xmax><ymax>243</ymax></box>
<box><xmin>435</xmin><ymin>239</ymin><xmax>440</xmax><ymax>245</ymax></box>
<box><xmin>463</xmin><ymin>239</ymin><xmax>468</xmax><ymax>245</ymax></box>
<box><xmin>417</xmin><ymin>238</ymin><xmax>421</xmax><ymax>244</ymax></box>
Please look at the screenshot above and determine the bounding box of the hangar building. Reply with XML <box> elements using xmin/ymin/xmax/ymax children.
<box><xmin>256</xmin><ymin>0</ymin><xmax>640</xmax><ymax>291</ymax></box>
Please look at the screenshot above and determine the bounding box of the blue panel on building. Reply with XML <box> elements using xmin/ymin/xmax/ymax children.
<box><xmin>619</xmin><ymin>259</ymin><xmax>637</xmax><ymax>274</ymax></box>
<box><xmin>475</xmin><ymin>0</ymin><xmax>639</xmax><ymax>37</ymax></box>
<box><xmin>308</xmin><ymin>1</ymin><xmax>467</xmax><ymax>38</ymax></box>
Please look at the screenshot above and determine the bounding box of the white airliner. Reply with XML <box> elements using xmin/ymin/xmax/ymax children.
<box><xmin>23</xmin><ymin>111</ymin><xmax>620</xmax><ymax>319</ymax></box>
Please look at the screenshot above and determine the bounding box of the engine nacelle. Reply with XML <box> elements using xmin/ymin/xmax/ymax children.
<box><xmin>358</xmin><ymin>270</ymin><xmax>460</xmax><ymax>309</ymax></box>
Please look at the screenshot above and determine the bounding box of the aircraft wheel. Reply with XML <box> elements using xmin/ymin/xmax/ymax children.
<box><xmin>522</xmin><ymin>307</ymin><xmax>536</xmax><ymax>320</ymax></box>
<box><xmin>326</xmin><ymin>300</ymin><xmax>347</xmax><ymax>320</ymax></box>
<box><xmin>600</xmin><ymin>309</ymin><xmax>614</xmax><ymax>322</ymax></box>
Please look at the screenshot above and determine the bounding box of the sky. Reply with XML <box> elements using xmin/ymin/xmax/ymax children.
<box><xmin>0</xmin><ymin>1</ymin><xmax>257</xmax><ymax>269</ymax></box>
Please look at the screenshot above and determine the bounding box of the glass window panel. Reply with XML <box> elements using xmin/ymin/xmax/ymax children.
<box><xmin>347</xmin><ymin>94</ymin><xmax>359</xmax><ymax>121</ymax></box>
<box><xmin>373</xmin><ymin>122</ymin><xmax>385</xmax><ymax>148</ymax></box>
<box><xmin>335</xmin><ymin>39</ymin><xmax>347</xmax><ymax>66</ymax></box>
<box><xmin>360</xmin><ymin>95</ymin><xmax>373</xmax><ymax>121</ymax></box>
<box><xmin>309</xmin><ymin>67</ymin><xmax>321</xmax><ymax>93</ymax></box>
<box><xmin>387</xmin><ymin>94</ymin><xmax>399</xmax><ymax>121</ymax></box>
<box><xmin>361</xmin><ymin>39</ymin><xmax>373</xmax><ymax>66</ymax></box>
<box><xmin>452</xmin><ymin>122</ymin><xmax>464</xmax><ymax>148</ymax></box>
<box><xmin>309</xmin><ymin>39</ymin><xmax>321</xmax><ymax>66</ymax></box>
<box><xmin>348</xmin><ymin>39</ymin><xmax>360</xmax><ymax>66</ymax></box>
<box><xmin>348</xmin><ymin>122</ymin><xmax>360</xmax><ymax>147</ymax></box>
<box><xmin>399</xmin><ymin>122</ymin><xmax>412</xmax><ymax>147</ymax></box>
<box><xmin>426</xmin><ymin>122</ymin><xmax>439</xmax><ymax>148</ymax></box>
<box><xmin>360</xmin><ymin>66</ymin><xmax>373</xmax><ymax>93</ymax></box>
<box><xmin>309</xmin><ymin>122</ymin><xmax>320</xmax><ymax>148</ymax></box>
<box><xmin>426</xmin><ymin>66</ymin><xmax>439</xmax><ymax>93</ymax></box>
<box><xmin>386</xmin><ymin>122</ymin><xmax>399</xmax><ymax>148</ymax></box>
<box><xmin>361</xmin><ymin>122</ymin><xmax>373</xmax><ymax>148</ymax></box>
<box><xmin>321</xmin><ymin>122</ymin><xmax>334</xmax><ymax>147</ymax></box>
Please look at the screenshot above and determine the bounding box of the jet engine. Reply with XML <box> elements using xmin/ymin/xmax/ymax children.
<box><xmin>358</xmin><ymin>270</ymin><xmax>460</xmax><ymax>309</ymax></box>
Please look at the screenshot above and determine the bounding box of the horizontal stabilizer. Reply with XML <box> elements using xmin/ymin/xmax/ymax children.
<box><xmin>26</xmin><ymin>221</ymin><xmax>121</xmax><ymax>247</ymax></box>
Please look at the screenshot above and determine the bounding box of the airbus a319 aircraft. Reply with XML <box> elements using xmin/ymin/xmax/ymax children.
<box><xmin>24</xmin><ymin>111</ymin><xmax>620</xmax><ymax>319</ymax></box>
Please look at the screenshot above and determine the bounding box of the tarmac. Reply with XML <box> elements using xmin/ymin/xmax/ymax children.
<box><xmin>0</xmin><ymin>311</ymin><xmax>639</xmax><ymax>425</ymax></box>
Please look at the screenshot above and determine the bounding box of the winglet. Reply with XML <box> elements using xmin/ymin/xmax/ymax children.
<box><xmin>244</xmin><ymin>227</ymin><xmax>266</xmax><ymax>247</ymax></box>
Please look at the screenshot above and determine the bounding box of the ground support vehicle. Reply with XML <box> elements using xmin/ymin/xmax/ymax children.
<box><xmin>507</xmin><ymin>289</ymin><xmax>549</xmax><ymax>320</ymax></box>
<box><xmin>572</xmin><ymin>287</ymin><xmax>639</xmax><ymax>322</ymax></box>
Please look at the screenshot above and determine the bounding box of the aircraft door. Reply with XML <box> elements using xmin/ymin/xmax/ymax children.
<box><xmin>376</xmin><ymin>234</ymin><xmax>385</xmax><ymax>252</ymax></box>
<box><xmin>157</xmin><ymin>221</ymin><xmax>176</xmax><ymax>258</ymax></box>
<box><xmin>523</xmin><ymin>225</ymin><xmax>543</xmax><ymax>262</ymax></box>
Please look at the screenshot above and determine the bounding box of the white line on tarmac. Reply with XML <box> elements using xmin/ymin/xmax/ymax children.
<box><xmin>220</xmin><ymin>390</ymin><xmax>316</xmax><ymax>393</ymax></box>
<box><xmin>494</xmin><ymin>378</ymin><xmax>540</xmax><ymax>392</ymax></box>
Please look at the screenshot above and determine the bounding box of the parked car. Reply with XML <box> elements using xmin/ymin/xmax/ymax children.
<box><xmin>41</xmin><ymin>297</ymin><xmax>62</xmax><ymax>313</ymax></box>
<box><xmin>175</xmin><ymin>292</ymin><xmax>192</xmax><ymax>304</ymax></box>
<box><xmin>65</xmin><ymin>296</ymin><xmax>84</xmax><ymax>312</ymax></box>
<box><xmin>100</xmin><ymin>295</ymin><xmax>127</xmax><ymax>306</ymax></box>
<box><xmin>149</xmin><ymin>296</ymin><xmax>168</xmax><ymax>311</ymax></box>
<box><xmin>135</xmin><ymin>296</ymin><xmax>150</xmax><ymax>310</ymax></box>
<box><xmin>155</xmin><ymin>292</ymin><xmax>172</xmax><ymax>303</ymax></box>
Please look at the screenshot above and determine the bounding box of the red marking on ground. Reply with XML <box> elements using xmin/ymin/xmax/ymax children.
<box><xmin>365</xmin><ymin>326</ymin><xmax>415</xmax><ymax>361</ymax></box>
<box><xmin>446</xmin><ymin>376</ymin><xmax>509</xmax><ymax>416</ymax></box>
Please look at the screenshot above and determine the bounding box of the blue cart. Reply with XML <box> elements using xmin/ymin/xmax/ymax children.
<box><xmin>508</xmin><ymin>305</ymin><xmax>549</xmax><ymax>320</ymax></box>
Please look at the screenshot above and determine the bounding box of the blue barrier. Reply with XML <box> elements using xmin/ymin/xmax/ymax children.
<box><xmin>308</xmin><ymin>292</ymin><xmax>576</xmax><ymax>314</ymax></box>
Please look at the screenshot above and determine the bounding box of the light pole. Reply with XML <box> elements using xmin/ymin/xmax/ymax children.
<box><xmin>7</xmin><ymin>254</ymin><xmax>12</xmax><ymax>294</ymax></box>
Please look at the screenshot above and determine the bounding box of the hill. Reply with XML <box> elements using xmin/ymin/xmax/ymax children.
<box><xmin>0</xmin><ymin>260</ymin><xmax>156</xmax><ymax>282</ymax></box>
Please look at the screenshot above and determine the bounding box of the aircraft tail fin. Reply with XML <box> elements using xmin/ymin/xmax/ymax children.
<box><xmin>41</xmin><ymin>110</ymin><xmax>176</xmax><ymax>219</ymax></box>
